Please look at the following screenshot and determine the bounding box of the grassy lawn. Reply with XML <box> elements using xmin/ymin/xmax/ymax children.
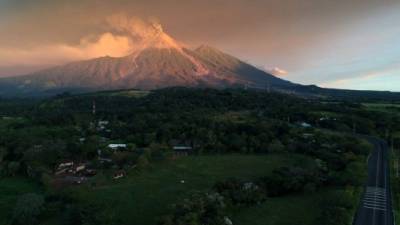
<box><xmin>232</xmin><ymin>192</ymin><xmax>323</xmax><ymax>225</ymax></box>
<box><xmin>362</xmin><ymin>103</ymin><xmax>400</xmax><ymax>113</ymax></box>
<box><xmin>232</xmin><ymin>188</ymin><xmax>361</xmax><ymax>225</ymax></box>
<box><xmin>68</xmin><ymin>154</ymin><xmax>313</xmax><ymax>225</ymax></box>
<box><xmin>0</xmin><ymin>177</ymin><xmax>42</xmax><ymax>225</ymax></box>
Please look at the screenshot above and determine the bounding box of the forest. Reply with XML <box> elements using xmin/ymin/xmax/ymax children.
<box><xmin>0</xmin><ymin>87</ymin><xmax>399</xmax><ymax>225</ymax></box>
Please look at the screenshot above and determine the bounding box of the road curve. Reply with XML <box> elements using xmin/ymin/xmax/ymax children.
<box><xmin>354</xmin><ymin>137</ymin><xmax>394</xmax><ymax>225</ymax></box>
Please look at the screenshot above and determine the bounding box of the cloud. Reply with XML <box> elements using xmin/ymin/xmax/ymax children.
<box><xmin>319</xmin><ymin>65</ymin><xmax>400</xmax><ymax>90</ymax></box>
<box><xmin>0</xmin><ymin>32</ymin><xmax>133</xmax><ymax>68</ymax></box>
<box><xmin>106</xmin><ymin>14</ymin><xmax>163</xmax><ymax>42</ymax></box>
<box><xmin>0</xmin><ymin>15</ymin><xmax>166</xmax><ymax>73</ymax></box>
<box><xmin>267</xmin><ymin>67</ymin><xmax>288</xmax><ymax>76</ymax></box>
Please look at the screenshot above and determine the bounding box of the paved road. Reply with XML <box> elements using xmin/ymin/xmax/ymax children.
<box><xmin>354</xmin><ymin>137</ymin><xmax>394</xmax><ymax>225</ymax></box>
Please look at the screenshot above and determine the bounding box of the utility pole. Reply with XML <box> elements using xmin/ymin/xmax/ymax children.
<box><xmin>391</xmin><ymin>135</ymin><xmax>394</xmax><ymax>154</ymax></box>
<box><xmin>266</xmin><ymin>82</ymin><xmax>271</xmax><ymax>93</ymax></box>
<box><xmin>92</xmin><ymin>100</ymin><xmax>96</xmax><ymax>115</ymax></box>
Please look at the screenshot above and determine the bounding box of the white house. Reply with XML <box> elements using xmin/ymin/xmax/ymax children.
<box><xmin>98</xmin><ymin>120</ymin><xmax>109</xmax><ymax>126</ymax></box>
<box><xmin>75</xmin><ymin>164</ymin><xmax>86</xmax><ymax>173</ymax></box>
<box><xmin>300</xmin><ymin>122</ymin><xmax>312</xmax><ymax>128</ymax></box>
<box><xmin>108</xmin><ymin>144</ymin><xmax>127</xmax><ymax>150</ymax></box>
<box><xmin>113</xmin><ymin>170</ymin><xmax>126</xmax><ymax>180</ymax></box>
<box><xmin>57</xmin><ymin>161</ymin><xmax>74</xmax><ymax>170</ymax></box>
<box><xmin>173</xmin><ymin>146</ymin><xmax>192</xmax><ymax>151</ymax></box>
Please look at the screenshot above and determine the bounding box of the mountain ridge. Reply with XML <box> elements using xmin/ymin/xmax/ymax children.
<box><xmin>1</xmin><ymin>27</ymin><xmax>398</xmax><ymax>100</ymax></box>
<box><xmin>0</xmin><ymin>43</ymin><xmax>293</xmax><ymax>96</ymax></box>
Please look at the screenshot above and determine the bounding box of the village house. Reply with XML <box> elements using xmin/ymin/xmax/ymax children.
<box><xmin>173</xmin><ymin>146</ymin><xmax>193</xmax><ymax>156</ymax></box>
<box><xmin>97</xmin><ymin>120</ymin><xmax>109</xmax><ymax>131</ymax></box>
<box><xmin>55</xmin><ymin>160</ymin><xmax>74</xmax><ymax>175</ymax></box>
<box><xmin>170</xmin><ymin>139</ymin><xmax>193</xmax><ymax>156</ymax></box>
<box><xmin>299</xmin><ymin>122</ymin><xmax>312</xmax><ymax>128</ymax></box>
<box><xmin>113</xmin><ymin>170</ymin><xmax>126</xmax><ymax>180</ymax></box>
<box><xmin>108</xmin><ymin>144</ymin><xmax>127</xmax><ymax>150</ymax></box>
<box><xmin>75</xmin><ymin>163</ymin><xmax>86</xmax><ymax>173</ymax></box>
<box><xmin>98</xmin><ymin>157</ymin><xmax>113</xmax><ymax>163</ymax></box>
<box><xmin>57</xmin><ymin>160</ymin><xmax>74</xmax><ymax>170</ymax></box>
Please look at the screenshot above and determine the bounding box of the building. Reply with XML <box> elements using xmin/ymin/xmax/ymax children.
<box><xmin>173</xmin><ymin>146</ymin><xmax>193</xmax><ymax>156</ymax></box>
<box><xmin>300</xmin><ymin>122</ymin><xmax>312</xmax><ymax>128</ymax></box>
<box><xmin>75</xmin><ymin>164</ymin><xmax>86</xmax><ymax>173</ymax></box>
<box><xmin>57</xmin><ymin>161</ymin><xmax>74</xmax><ymax>170</ymax></box>
<box><xmin>108</xmin><ymin>144</ymin><xmax>127</xmax><ymax>150</ymax></box>
<box><xmin>98</xmin><ymin>157</ymin><xmax>113</xmax><ymax>163</ymax></box>
<box><xmin>113</xmin><ymin>170</ymin><xmax>126</xmax><ymax>180</ymax></box>
<box><xmin>97</xmin><ymin>120</ymin><xmax>110</xmax><ymax>131</ymax></box>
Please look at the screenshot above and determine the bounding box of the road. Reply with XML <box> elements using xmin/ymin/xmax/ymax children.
<box><xmin>354</xmin><ymin>137</ymin><xmax>394</xmax><ymax>225</ymax></box>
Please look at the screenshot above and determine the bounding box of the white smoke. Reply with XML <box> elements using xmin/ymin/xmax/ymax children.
<box><xmin>0</xmin><ymin>14</ymin><xmax>171</xmax><ymax>72</ymax></box>
<box><xmin>106</xmin><ymin>14</ymin><xmax>164</xmax><ymax>42</ymax></box>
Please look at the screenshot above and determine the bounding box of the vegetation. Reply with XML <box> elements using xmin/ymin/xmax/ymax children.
<box><xmin>0</xmin><ymin>87</ymin><xmax>396</xmax><ymax>225</ymax></box>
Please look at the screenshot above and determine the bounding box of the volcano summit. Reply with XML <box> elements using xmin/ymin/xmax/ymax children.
<box><xmin>0</xmin><ymin>19</ymin><xmax>294</xmax><ymax>96</ymax></box>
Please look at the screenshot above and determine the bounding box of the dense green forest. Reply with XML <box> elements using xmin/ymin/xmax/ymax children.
<box><xmin>0</xmin><ymin>88</ymin><xmax>399</xmax><ymax>225</ymax></box>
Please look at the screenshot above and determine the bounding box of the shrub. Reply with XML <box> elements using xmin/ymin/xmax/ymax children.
<box><xmin>12</xmin><ymin>193</ymin><xmax>45</xmax><ymax>225</ymax></box>
<box><xmin>159</xmin><ymin>192</ymin><xmax>226</xmax><ymax>225</ymax></box>
<box><xmin>213</xmin><ymin>178</ymin><xmax>266</xmax><ymax>206</ymax></box>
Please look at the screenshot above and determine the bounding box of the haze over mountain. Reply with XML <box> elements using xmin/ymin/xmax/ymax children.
<box><xmin>0</xmin><ymin>20</ymin><xmax>294</xmax><ymax>96</ymax></box>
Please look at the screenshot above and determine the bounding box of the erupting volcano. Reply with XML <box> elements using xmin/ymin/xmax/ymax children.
<box><xmin>0</xmin><ymin>16</ymin><xmax>294</xmax><ymax>96</ymax></box>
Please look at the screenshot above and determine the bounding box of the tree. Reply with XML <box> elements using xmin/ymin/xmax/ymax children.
<box><xmin>268</xmin><ymin>139</ymin><xmax>285</xmax><ymax>153</ymax></box>
<box><xmin>12</xmin><ymin>193</ymin><xmax>45</xmax><ymax>225</ymax></box>
<box><xmin>7</xmin><ymin>161</ymin><xmax>20</xmax><ymax>176</ymax></box>
<box><xmin>137</xmin><ymin>155</ymin><xmax>149</xmax><ymax>169</ymax></box>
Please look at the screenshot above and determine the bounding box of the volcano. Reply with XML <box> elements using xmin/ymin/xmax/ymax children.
<box><xmin>0</xmin><ymin>22</ymin><xmax>295</xmax><ymax>96</ymax></box>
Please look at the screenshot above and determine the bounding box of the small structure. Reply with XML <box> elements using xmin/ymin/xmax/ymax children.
<box><xmin>97</xmin><ymin>120</ymin><xmax>109</xmax><ymax>131</ymax></box>
<box><xmin>98</xmin><ymin>120</ymin><xmax>109</xmax><ymax>126</ymax></box>
<box><xmin>98</xmin><ymin>157</ymin><xmax>113</xmax><ymax>163</ymax></box>
<box><xmin>57</xmin><ymin>161</ymin><xmax>74</xmax><ymax>170</ymax></box>
<box><xmin>300</xmin><ymin>122</ymin><xmax>312</xmax><ymax>128</ymax></box>
<box><xmin>75</xmin><ymin>164</ymin><xmax>86</xmax><ymax>173</ymax></box>
<box><xmin>173</xmin><ymin>146</ymin><xmax>192</xmax><ymax>156</ymax></box>
<box><xmin>113</xmin><ymin>170</ymin><xmax>126</xmax><ymax>180</ymax></box>
<box><xmin>55</xmin><ymin>168</ymin><xmax>69</xmax><ymax>175</ymax></box>
<box><xmin>108</xmin><ymin>144</ymin><xmax>127</xmax><ymax>150</ymax></box>
<box><xmin>170</xmin><ymin>139</ymin><xmax>193</xmax><ymax>157</ymax></box>
<box><xmin>224</xmin><ymin>217</ymin><xmax>233</xmax><ymax>225</ymax></box>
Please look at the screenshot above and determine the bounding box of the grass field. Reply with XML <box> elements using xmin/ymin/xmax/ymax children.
<box><xmin>67</xmin><ymin>154</ymin><xmax>314</xmax><ymax>225</ymax></box>
<box><xmin>0</xmin><ymin>177</ymin><xmax>42</xmax><ymax>225</ymax></box>
<box><xmin>232</xmin><ymin>192</ymin><xmax>323</xmax><ymax>225</ymax></box>
<box><xmin>362</xmin><ymin>103</ymin><xmax>400</xmax><ymax>113</ymax></box>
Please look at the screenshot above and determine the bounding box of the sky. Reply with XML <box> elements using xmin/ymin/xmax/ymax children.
<box><xmin>0</xmin><ymin>0</ymin><xmax>399</xmax><ymax>91</ymax></box>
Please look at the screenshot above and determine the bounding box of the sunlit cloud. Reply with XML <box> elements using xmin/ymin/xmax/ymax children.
<box><xmin>0</xmin><ymin>15</ymin><xmax>171</xmax><ymax>69</ymax></box>
<box><xmin>320</xmin><ymin>65</ymin><xmax>400</xmax><ymax>91</ymax></box>
<box><xmin>0</xmin><ymin>32</ymin><xmax>133</xmax><ymax>67</ymax></box>
<box><xmin>267</xmin><ymin>67</ymin><xmax>288</xmax><ymax>77</ymax></box>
